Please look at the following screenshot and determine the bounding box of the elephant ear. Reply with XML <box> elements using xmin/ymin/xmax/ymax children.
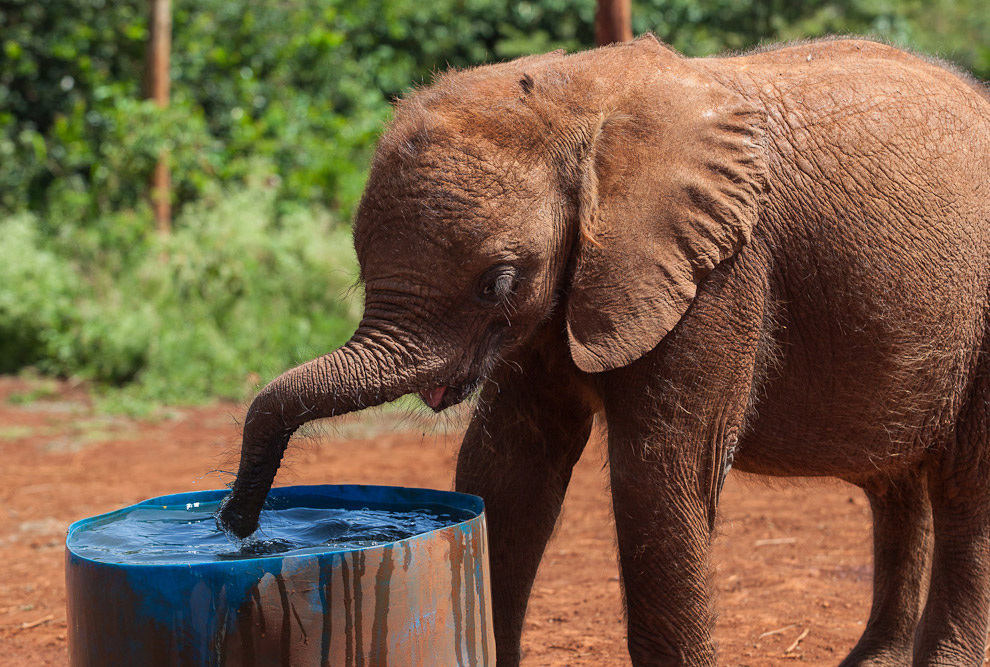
<box><xmin>565</xmin><ymin>36</ymin><xmax>766</xmax><ymax>373</ymax></box>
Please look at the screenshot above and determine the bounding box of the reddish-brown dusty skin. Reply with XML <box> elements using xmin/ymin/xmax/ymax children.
<box><xmin>0</xmin><ymin>376</ymin><xmax>955</xmax><ymax>666</ymax></box>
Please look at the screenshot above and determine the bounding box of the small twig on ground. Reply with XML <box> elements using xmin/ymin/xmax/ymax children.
<box><xmin>784</xmin><ymin>627</ymin><xmax>810</xmax><ymax>654</ymax></box>
<box><xmin>755</xmin><ymin>537</ymin><xmax>798</xmax><ymax>547</ymax></box>
<box><xmin>17</xmin><ymin>614</ymin><xmax>55</xmax><ymax>631</ymax></box>
<box><xmin>548</xmin><ymin>645</ymin><xmax>579</xmax><ymax>653</ymax></box>
<box><xmin>758</xmin><ymin>623</ymin><xmax>797</xmax><ymax>639</ymax></box>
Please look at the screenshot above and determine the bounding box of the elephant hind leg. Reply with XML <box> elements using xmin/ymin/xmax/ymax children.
<box><xmin>839</xmin><ymin>474</ymin><xmax>932</xmax><ymax>667</ymax></box>
<box><xmin>913</xmin><ymin>349</ymin><xmax>990</xmax><ymax>667</ymax></box>
<box><xmin>912</xmin><ymin>491</ymin><xmax>990</xmax><ymax>666</ymax></box>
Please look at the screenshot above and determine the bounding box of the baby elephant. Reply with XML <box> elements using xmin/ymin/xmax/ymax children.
<box><xmin>219</xmin><ymin>35</ymin><xmax>990</xmax><ymax>666</ymax></box>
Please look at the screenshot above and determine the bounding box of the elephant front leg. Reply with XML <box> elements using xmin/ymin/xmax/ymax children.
<box><xmin>454</xmin><ymin>338</ymin><xmax>596</xmax><ymax>666</ymax></box>
<box><xmin>609</xmin><ymin>429</ymin><xmax>725</xmax><ymax>666</ymax></box>
<box><xmin>595</xmin><ymin>262</ymin><xmax>768</xmax><ymax>665</ymax></box>
<box><xmin>840</xmin><ymin>475</ymin><xmax>932</xmax><ymax>667</ymax></box>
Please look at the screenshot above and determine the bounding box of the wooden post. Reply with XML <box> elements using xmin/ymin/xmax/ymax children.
<box><xmin>596</xmin><ymin>0</ymin><xmax>633</xmax><ymax>46</ymax></box>
<box><xmin>147</xmin><ymin>0</ymin><xmax>171</xmax><ymax>233</ymax></box>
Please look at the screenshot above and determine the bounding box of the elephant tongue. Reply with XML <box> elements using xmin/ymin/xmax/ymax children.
<box><xmin>419</xmin><ymin>386</ymin><xmax>448</xmax><ymax>409</ymax></box>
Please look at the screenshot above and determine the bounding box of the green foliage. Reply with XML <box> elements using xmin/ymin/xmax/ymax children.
<box><xmin>3</xmin><ymin>1</ymin><xmax>986</xmax><ymax>221</ymax></box>
<box><xmin>0</xmin><ymin>214</ymin><xmax>82</xmax><ymax>374</ymax></box>
<box><xmin>0</xmin><ymin>0</ymin><xmax>596</xmax><ymax>221</ymax></box>
<box><xmin>0</xmin><ymin>181</ymin><xmax>359</xmax><ymax>406</ymax></box>
<box><xmin>1</xmin><ymin>0</ymin><xmax>987</xmax><ymax>406</ymax></box>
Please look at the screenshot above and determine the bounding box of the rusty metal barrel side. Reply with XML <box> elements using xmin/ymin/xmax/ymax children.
<box><xmin>65</xmin><ymin>484</ymin><xmax>492</xmax><ymax>666</ymax></box>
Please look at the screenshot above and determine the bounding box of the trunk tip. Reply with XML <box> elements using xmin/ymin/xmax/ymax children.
<box><xmin>215</xmin><ymin>493</ymin><xmax>260</xmax><ymax>540</ymax></box>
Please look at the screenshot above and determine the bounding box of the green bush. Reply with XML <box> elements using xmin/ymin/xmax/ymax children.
<box><xmin>0</xmin><ymin>214</ymin><xmax>82</xmax><ymax>374</ymax></box>
<box><xmin>1</xmin><ymin>0</ymin><xmax>384</xmax><ymax>222</ymax></box>
<box><xmin>131</xmin><ymin>181</ymin><xmax>361</xmax><ymax>403</ymax></box>
<box><xmin>0</xmin><ymin>180</ymin><xmax>359</xmax><ymax>407</ymax></box>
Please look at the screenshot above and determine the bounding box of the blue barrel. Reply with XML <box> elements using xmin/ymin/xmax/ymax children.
<box><xmin>65</xmin><ymin>485</ymin><xmax>493</xmax><ymax>666</ymax></box>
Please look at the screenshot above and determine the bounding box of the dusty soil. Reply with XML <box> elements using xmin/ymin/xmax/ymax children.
<box><xmin>0</xmin><ymin>376</ymin><xmax>890</xmax><ymax>666</ymax></box>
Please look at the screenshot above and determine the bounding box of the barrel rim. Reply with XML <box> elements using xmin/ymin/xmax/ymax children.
<box><xmin>65</xmin><ymin>483</ymin><xmax>485</xmax><ymax>570</ymax></box>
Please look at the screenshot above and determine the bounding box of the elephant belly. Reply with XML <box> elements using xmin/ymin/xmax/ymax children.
<box><xmin>730</xmin><ymin>202</ymin><xmax>990</xmax><ymax>482</ymax></box>
<box><xmin>731</xmin><ymin>387</ymin><xmax>938</xmax><ymax>483</ymax></box>
<box><xmin>730</xmin><ymin>297</ymin><xmax>979</xmax><ymax>483</ymax></box>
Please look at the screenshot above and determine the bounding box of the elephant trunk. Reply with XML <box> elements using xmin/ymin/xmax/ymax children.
<box><xmin>216</xmin><ymin>327</ymin><xmax>423</xmax><ymax>538</ymax></box>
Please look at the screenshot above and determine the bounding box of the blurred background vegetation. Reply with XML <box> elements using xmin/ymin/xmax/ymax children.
<box><xmin>2</xmin><ymin>0</ymin><xmax>988</xmax><ymax>409</ymax></box>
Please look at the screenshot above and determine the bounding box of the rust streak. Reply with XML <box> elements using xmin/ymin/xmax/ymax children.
<box><xmin>290</xmin><ymin>603</ymin><xmax>308</xmax><ymax>645</ymax></box>
<box><xmin>370</xmin><ymin>545</ymin><xmax>395</xmax><ymax>664</ymax></box>
<box><xmin>237</xmin><ymin>585</ymin><xmax>257</xmax><ymax>667</ymax></box>
<box><xmin>446</xmin><ymin>529</ymin><xmax>466</xmax><ymax>666</ymax></box>
<box><xmin>276</xmin><ymin>575</ymin><xmax>292</xmax><ymax>666</ymax></box>
<box><xmin>353</xmin><ymin>551</ymin><xmax>367</xmax><ymax>667</ymax></box>
<box><xmin>320</xmin><ymin>554</ymin><xmax>333</xmax><ymax>666</ymax></box>
<box><xmin>464</xmin><ymin>531</ymin><xmax>478</xmax><ymax>666</ymax></box>
<box><xmin>341</xmin><ymin>557</ymin><xmax>354</xmax><ymax>667</ymax></box>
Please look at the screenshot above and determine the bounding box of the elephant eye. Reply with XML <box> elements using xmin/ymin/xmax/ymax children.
<box><xmin>477</xmin><ymin>264</ymin><xmax>518</xmax><ymax>304</ymax></box>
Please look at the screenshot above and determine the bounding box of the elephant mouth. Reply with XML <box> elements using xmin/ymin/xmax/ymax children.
<box><xmin>417</xmin><ymin>327</ymin><xmax>506</xmax><ymax>412</ymax></box>
<box><xmin>418</xmin><ymin>377</ymin><xmax>482</xmax><ymax>412</ymax></box>
<box><xmin>418</xmin><ymin>386</ymin><xmax>448</xmax><ymax>409</ymax></box>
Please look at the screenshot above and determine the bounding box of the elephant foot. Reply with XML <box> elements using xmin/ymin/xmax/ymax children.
<box><xmin>838</xmin><ymin>643</ymin><xmax>914</xmax><ymax>667</ymax></box>
<box><xmin>495</xmin><ymin>650</ymin><xmax>522</xmax><ymax>667</ymax></box>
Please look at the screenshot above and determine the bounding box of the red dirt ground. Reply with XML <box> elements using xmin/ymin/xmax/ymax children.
<box><xmin>0</xmin><ymin>376</ymin><xmax>909</xmax><ymax>666</ymax></box>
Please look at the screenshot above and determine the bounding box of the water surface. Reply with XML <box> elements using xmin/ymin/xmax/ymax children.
<box><xmin>68</xmin><ymin>496</ymin><xmax>473</xmax><ymax>564</ymax></box>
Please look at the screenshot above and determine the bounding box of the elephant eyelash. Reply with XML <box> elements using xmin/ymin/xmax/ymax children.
<box><xmin>477</xmin><ymin>265</ymin><xmax>520</xmax><ymax>305</ymax></box>
<box><xmin>486</xmin><ymin>275</ymin><xmax>515</xmax><ymax>297</ymax></box>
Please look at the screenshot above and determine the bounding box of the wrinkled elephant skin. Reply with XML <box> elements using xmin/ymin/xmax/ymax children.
<box><xmin>220</xmin><ymin>35</ymin><xmax>990</xmax><ymax>666</ymax></box>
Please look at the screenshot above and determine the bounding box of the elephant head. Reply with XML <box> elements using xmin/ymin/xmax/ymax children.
<box><xmin>217</xmin><ymin>34</ymin><xmax>765</xmax><ymax>538</ymax></box>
